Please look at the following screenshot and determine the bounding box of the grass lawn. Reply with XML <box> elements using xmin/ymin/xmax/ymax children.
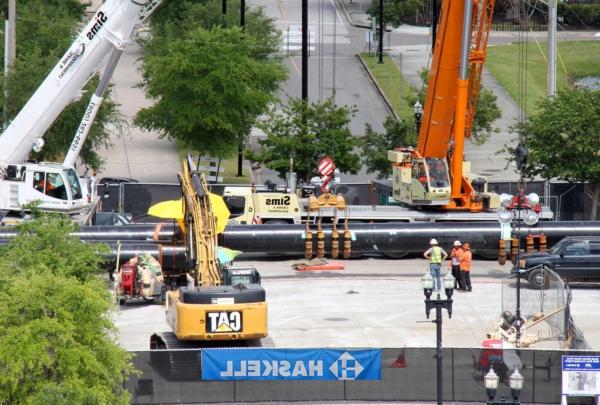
<box><xmin>486</xmin><ymin>40</ymin><xmax>600</xmax><ymax>114</ymax></box>
<box><xmin>360</xmin><ymin>53</ymin><xmax>416</xmax><ymax>121</ymax></box>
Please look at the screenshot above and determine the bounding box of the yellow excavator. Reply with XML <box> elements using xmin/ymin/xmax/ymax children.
<box><xmin>150</xmin><ymin>155</ymin><xmax>267</xmax><ymax>349</ymax></box>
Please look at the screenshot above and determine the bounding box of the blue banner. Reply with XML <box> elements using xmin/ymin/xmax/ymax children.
<box><xmin>202</xmin><ymin>348</ymin><xmax>381</xmax><ymax>381</ymax></box>
<box><xmin>562</xmin><ymin>355</ymin><xmax>600</xmax><ymax>371</ymax></box>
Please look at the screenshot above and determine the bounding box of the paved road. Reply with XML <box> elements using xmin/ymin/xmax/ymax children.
<box><xmin>116</xmin><ymin>257</ymin><xmax>599</xmax><ymax>351</ymax></box>
<box><xmin>250</xmin><ymin>0</ymin><xmax>392</xmax><ymax>183</ymax></box>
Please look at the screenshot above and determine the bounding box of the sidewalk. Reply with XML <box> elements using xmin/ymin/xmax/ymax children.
<box><xmin>337</xmin><ymin>0</ymin><xmax>373</xmax><ymax>28</ymax></box>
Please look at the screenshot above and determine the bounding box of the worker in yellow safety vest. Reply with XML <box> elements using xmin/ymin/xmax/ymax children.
<box><xmin>423</xmin><ymin>238</ymin><xmax>448</xmax><ymax>291</ymax></box>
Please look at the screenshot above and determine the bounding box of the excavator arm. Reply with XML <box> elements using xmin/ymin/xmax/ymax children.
<box><xmin>179</xmin><ymin>155</ymin><xmax>221</xmax><ymax>287</ymax></box>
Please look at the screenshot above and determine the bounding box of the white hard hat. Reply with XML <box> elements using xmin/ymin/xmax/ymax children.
<box><xmin>429</xmin><ymin>238</ymin><xmax>438</xmax><ymax>245</ymax></box>
<box><xmin>453</xmin><ymin>240</ymin><xmax>462</xmax><ymax>247</ymax></box>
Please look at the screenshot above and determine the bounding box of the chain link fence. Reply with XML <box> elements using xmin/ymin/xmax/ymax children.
<box><xmin>499</xmin><ymin>267</ymin><xmax>589</xmax><ymax>349</ymax></box>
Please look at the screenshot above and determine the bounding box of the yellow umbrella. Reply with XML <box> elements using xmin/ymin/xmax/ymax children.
<box><xmin>147</xmin><ymin>199</ymin><xmax>184</xmax><ymax>219</ymax></box>
<box><xmin>147</xmin><ymin>195</ymin><xmax>230</xmax><ymax>234</ymax></box>
<box><xmin>208</xmin><ymin>193</ymin><xmax>230</xmax><ymax>234</ymax></box>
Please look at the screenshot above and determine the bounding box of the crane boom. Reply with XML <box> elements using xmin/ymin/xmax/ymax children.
<box><xmin>0</xmin><ymin>0</ymin><xmax>151</xmax><ymax>164</ymax></box>
<box><xmin>0</xmin><ymin>0</ymin><xmax>163</xmax><ymax>217</ymax></box>
<box><xmin>389</xmin><ymin>0</ymin><xmax>496</xmax><ymax>211</ymax></box>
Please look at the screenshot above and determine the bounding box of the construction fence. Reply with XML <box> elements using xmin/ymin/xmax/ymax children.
<box><xmin>96</xmin><ymin>180</ymin><xmax>587</xmax><ymax>222</ymax></box>
<box><xmin>127</xmin><ymin>347</ymin><xmax>598</xmax><ymax>404</ymax></box>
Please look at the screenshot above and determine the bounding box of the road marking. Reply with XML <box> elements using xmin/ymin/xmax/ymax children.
<box><xmin>289</xmin><ymin>56</ymin><xmax>301</xmax><ymax>76</ymax></box>
<box><xmin>330</xmin><ymin>0</ymin><xmax>344</xmax><ymax>25</ymax></box>
<box><xmin>275</xmin><ymin>0</ymin><xmax>289</xmax><ymax>23</ymax></box>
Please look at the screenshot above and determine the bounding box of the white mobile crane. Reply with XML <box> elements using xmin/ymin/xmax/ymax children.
<box><xmin>0</xmin><ymin>0</ymin><xmax>162</xmax><ymax>217</ymax></box>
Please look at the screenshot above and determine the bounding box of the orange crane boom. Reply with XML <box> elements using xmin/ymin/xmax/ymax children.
<box><xmin>389</xmin><ymin>0</ymin><xmax>496</xmax><ymax>211</ymax></box>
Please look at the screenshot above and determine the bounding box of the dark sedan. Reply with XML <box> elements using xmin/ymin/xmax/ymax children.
<box><xmin>517</xmin><ymin>236</ymin><xmax>600</xmax><ymax>288</ymax></box>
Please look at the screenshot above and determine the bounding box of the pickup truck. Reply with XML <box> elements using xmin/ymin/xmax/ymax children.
<box><xmin>519</xmin><ymin>236</ymin><xmax>600</xmax><ymax>288</ymax></box>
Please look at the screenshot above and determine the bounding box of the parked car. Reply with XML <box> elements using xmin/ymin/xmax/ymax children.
<box><xmin>517</xmin><ymin>236</ymin><xmax>600</xmax><ymax>288</ymax></box>
<box><xmin>97</xmin><ymin>176</ymin><xmax>139</xmax><ymax>185</ymax></box>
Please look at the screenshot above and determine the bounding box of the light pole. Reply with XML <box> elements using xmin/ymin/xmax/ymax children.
<box><xmin>484</xmin><ymin>367</ymin><xmax>524</xmax><ymax>404</ymax></box>
<box><xmin>498</xmin><ymin>190</ymin><xmax>540</xmax><ymax>347</ymax></box>
<box><xmin>422</xmin><ymin>271</ymin><xmax>455</xmax><ymax>405</ymax></box>
<box><xmin>378</xmin><ymin>0</ymin><xmax>384</xmax><ymax>64</ymax></box>
<box><xmin>414</xmin><ymin>100</ymin><xmax>423</xmax><ymax>134</ymax></box>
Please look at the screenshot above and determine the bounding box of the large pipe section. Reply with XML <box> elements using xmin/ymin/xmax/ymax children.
<box><xmin>221</xmin><ymin>221</ymin><xmax>600</xmax><ymax>258</ymax></box>
<box><xmin>0</xmin><ymin>239</ymin><xmax>188</xmax><ymax>270</ymax></box>
<box><xmin>0</xmin><ymin>223</ymin><xmax>182</xmax><ymax>242</ymax></box>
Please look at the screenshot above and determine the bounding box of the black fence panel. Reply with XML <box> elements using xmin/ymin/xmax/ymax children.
<box><xmin>127</xmin><ymin>348</ymin><xmax>599</xmax><ymax>404</ymax></box>
<box><xmin>99</xmin><ymin>181</ymin><xmax>587</xmax><ymax>223</ymax></box>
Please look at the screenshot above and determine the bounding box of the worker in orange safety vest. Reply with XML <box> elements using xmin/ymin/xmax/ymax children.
<box><xmin>459</xmin><ymin>243</ymin><xmax>473</xmax><ymax>292</ymax></box>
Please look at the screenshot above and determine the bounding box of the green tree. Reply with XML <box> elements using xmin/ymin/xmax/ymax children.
<box><xmin>367</xmin><ymin>0</ymin><xmax>424</xmax><ymax>28</ymax></box>
<box><xmin>515</xmin><ymin>89</ymin><xmax>600</xmax><ymax>220</ymax></box>
<box><xmin>149</xmin><ymin>0</ymin><xmax>280</xmax><ymax>61</ymax></box>
<box><xmin>136</xmin><ymin>1</ymin><xmax>286</xmax><ymax>158</ymax></box>
<box><xmin>0</xmin><ymin>0</ymin><xmax>122</xmax><ymax>170</ymax></box>
<box><xmin>361</xmin><ymin>117</ymin><xmax>417</xmax><ymax>178</ymax></box>
<box><xmin>470</xmin><ymin>88</ymin><xmax>502</xmax><ymax>145</ymax></box>
<box><xmin>248</xmin><ymin>98</ymin><xmax>362</xmax><ymax>182</ymax></box>
<box><xmin>0</xmin><ymin>214</ymin><xmax>134</xmax><ymax>404</ymax></box>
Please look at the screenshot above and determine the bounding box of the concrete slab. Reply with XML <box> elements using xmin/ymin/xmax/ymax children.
<box><xmin>115</xmin><ymin>258</ymin><xmax>600</xmax><ymax>351</ymax></box>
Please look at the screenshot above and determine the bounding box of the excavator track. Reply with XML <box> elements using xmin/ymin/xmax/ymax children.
<box><xmin>150</xmin><ymin>332</ymin><xmax>273</xmax><ymax>349</ymax></box>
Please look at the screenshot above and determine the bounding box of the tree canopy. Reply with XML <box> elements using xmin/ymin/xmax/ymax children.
<box><xmin>367</xmin><ymin>0</ymin><xmax>424</xmax><ymax>28</ymax></box>
<box><xmin>0</xmin><ymin>0</ymin><xmax>122</xmax><ymax>170</ymax></box>
<box><xmin>0</xmin><ymin>214</ymin><xmax>134</xmax><ymax>404</ymax></box>
<box><xmin>135</xmin><ymin>0</ymin><xmax>287</xmax><ymax>158</ymax></box>
<box><xmin>361</xmin><ymin>117</ymin><xmax>417</xmax><ymax>178</ymax></box>
<box><xmin>516</xmin><ymin>88</ymin><xmax>600</xmax><ymax>219</ymax></box>
<box><xmin>248</xmin><ymin>98</ymin><xmax>362</xmax><ymax>182</ymax></box>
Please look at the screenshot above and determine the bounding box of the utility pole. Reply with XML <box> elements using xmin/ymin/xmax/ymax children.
<box><xmin>4</xmin><ymin>0</ymin><xmax>16</xmax><ymax>129</ymax></box>
<box><xmin>237</xmin><ymin>0</ymin><xmax>246</xmax><ymax>177</ymax></box>
<box><xmin>240</xmin><ymin>0</ymin><xmax>245</xmax><ymax>27</ymax></box>
<box><xmin>302</xmin><ymin>0</ymin><xmax>308</xmax><ymax>100</ymax></box>
<box><xmin>8</xmin><ymin>0</ymin><xmax>16</xmax><ymax>64</ymax></box>
<box><xmin>377</xmin><ymin>0</ymin><xmax>384</xmax><ymax>63</ymax></box>
<box><xmin>431</xmin><ymin>0</ymin><xmax>438</xmax><ymax>51</ymax></box>
<box><xmin>547</xmin><ymin>0</ymin><xmax>557</xmax><ymax>97</ymax></box>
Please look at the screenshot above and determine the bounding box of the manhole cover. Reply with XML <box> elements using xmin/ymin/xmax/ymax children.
<box><xmin>325</xmin><ymin>317</ymin><xmax>349</xmax><ymax>322</ymax></box>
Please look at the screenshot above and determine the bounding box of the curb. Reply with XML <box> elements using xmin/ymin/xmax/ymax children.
<box><xmin>356</xmin><ymin>53</ymin><xmax>400</xmax><ymax>122</ymax></box>
<box><xmin>335</xmin><ymin>0</ymin><xmax>373</xmax><ymax>29</ymax></box>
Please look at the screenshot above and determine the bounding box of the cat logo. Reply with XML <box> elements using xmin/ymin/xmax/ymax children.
<box><xmin>206</xmin><ymin>311</ymin><xmax>242</xmax><ymax>333</ymax></box>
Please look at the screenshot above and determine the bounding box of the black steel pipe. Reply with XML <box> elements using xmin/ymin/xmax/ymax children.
<box><xmin>0</xmin><ymin>239</ymin><xmax>188</xmax><ymax>270</ymax></box>
<box><xmin>221</xmin><ymin>221</ymin><xmax>600</xmax><ymax>257</ymax></box>
<box><xmin>0</xmin><ymin>223</ymin><xmax>182</xmax><ymax>242</ymax></box>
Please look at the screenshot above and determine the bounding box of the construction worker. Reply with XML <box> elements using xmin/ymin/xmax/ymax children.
<box><xmin>460</xmin><ymin>243</ymin><xmax>473</xmax><ymax>292</ymax></box>
<box><xmin>450</xmin><ymin>240</ymin><xmax>464</xmax><ymax>290</ymax></box>
<box><xmin>424</xmin><ymin>238</ymin><xmax>447</xmax><ymax>291</ymax></box>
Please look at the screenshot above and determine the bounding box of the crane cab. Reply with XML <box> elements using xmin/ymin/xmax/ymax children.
<box><xmin>388</xmin><ymin>150</ymin><xmax>451</xmax><ymax>206</ymax></box>
<box><xmin>0</xmin><ymin>162</ymin><xmax>92</xmax><ymax>213</ymax></box>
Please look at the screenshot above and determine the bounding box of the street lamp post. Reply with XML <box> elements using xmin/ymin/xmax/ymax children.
<box><xmin>422</xmin><ymin>272</ymin><xmax>455</xmax><ymax>405</ymax></box>
<box><xmin>414</xmin><ymin>100</ymin><xmax>423</xmax><ymax>134</ymax></box>
<box><xmin>484</xmin><ymin>367</ymin><xmax>524</xmax><ymax>404</ymax></box>
<box><xmin>498</xmin><ymin>190</ymin><xmax>540</xmax><ymax>347</ymax></box>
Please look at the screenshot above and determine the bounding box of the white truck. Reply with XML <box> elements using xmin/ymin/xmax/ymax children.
<box><xmin>0</xmin><ymin>0</ymin><xmax>162</xmax><ymax>217</ymax></box>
